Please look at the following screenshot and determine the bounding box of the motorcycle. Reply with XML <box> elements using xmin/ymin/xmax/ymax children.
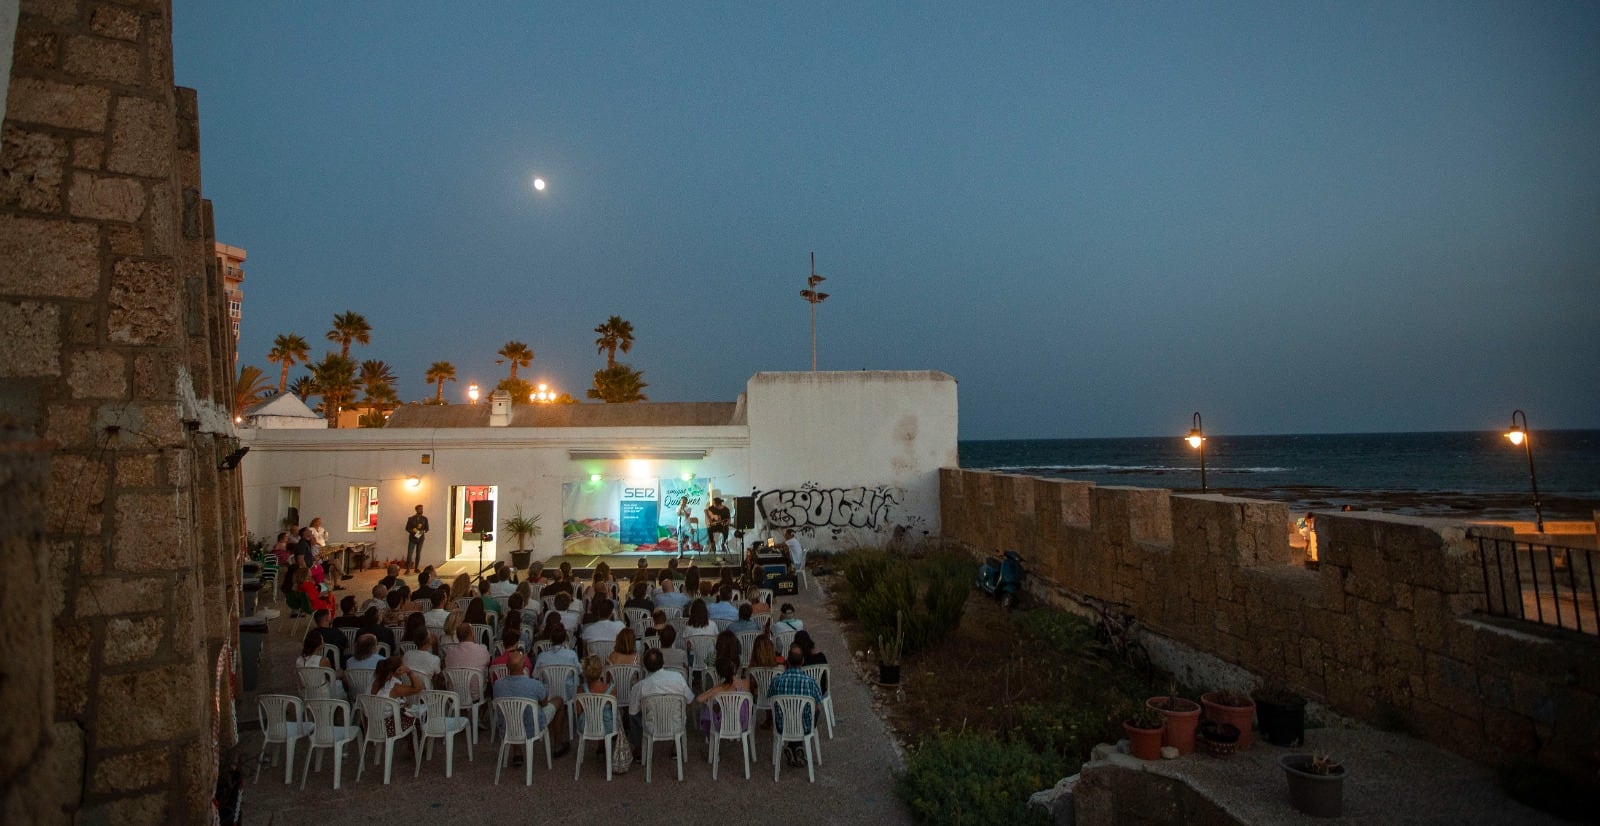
<box><xmin>975</xmin><ymin>549</ymin><xmax>1026</xmax><ymax>610</ymax></box>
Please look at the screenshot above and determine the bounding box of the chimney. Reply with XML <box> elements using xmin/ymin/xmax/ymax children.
<box><xmin>489</xmin><ymin>390</ymin><xmax>512</xmax><ymax>426</ymax></box>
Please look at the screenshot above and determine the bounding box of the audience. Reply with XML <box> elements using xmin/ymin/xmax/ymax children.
<box><xmin>494</xmin><ymin>651</ymin><xmax>569</xmax><ymax>758</ymax></box>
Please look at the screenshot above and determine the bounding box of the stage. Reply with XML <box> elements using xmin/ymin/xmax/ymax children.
<box><xmin>430</xmin><ymin>548</ymin><xmax>749</xmax><ymax>583</ymax></box>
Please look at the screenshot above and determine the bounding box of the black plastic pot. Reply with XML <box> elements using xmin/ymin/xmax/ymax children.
<box><xmin>511</xmin><ymin>549</ymin><xmax>532</xmax><ymax>569</ymax></box>
<box><xmin>1282</xmin><ymin>754</ymin><xmax>1345</xmax><ymax>818</ymax></box>
<box><xmin>878</xmin><ymin>663</ymin><xmax>902</xmax><ymax>685</ymax></box>
<box><xmin>1256</xmin><ymin>695</ymin><xmax>1307</xmax><ymax>747</ymax></box>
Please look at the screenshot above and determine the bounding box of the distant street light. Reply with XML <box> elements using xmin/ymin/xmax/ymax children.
<box><xmin>1186</xmin><ymin>411</ymin><xmax>1207</xmax><ymax>492</ymax></box>
<box><xmin>530</xmin><ymin>382</ymin><xmax>557</xmax><ymax>403</ymax></box>
<box><xmin>1504</xmin><ymin>410</ymin><xmax>1544</xmax><ymax>532</ymax></box>
<box><xmin>467</xmin><ymin>383</ymin><xmax>480</xmax><ymax>404</ymax></box>
<box><xmin>799</xmin><ymin>251</ymin><xmax>829</xmax><ymax>372</ymax></box>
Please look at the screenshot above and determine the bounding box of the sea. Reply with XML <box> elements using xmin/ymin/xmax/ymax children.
<box><xmin>959</xmin><ymin>430</ymin><xmax>1600</xmax><ymax>522</ymax></box>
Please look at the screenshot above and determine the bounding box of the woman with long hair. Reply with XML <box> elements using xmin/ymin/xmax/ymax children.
<box><xmin>694</xmin><ymin>656</ymin><xmax>752</xmax><ymax>734</ymax></box>
<box><xmin>747</xmin><ymin>635</ymin><xmax>779</xmax><ymax>670</ymax></box>
<box><xmin>608</xmin><ymin>627</ymin><xmax>640</xmax><ymax>667</ymax></box>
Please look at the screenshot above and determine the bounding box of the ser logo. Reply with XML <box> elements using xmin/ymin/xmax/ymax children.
<box><xmin>623</xmin><ymin>487</ymin><xmax>656</xmax><ymax>498</ymax></box>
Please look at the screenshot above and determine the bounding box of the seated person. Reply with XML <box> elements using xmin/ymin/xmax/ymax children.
<box><xmin>357</xmin><ymin>606</ymin><xmax>396</xmax><ymax>652</ymax></box>
<box><xmin>645</xmin><ymin>609</ymin><xmax>670</xmax><ymax>638</ymax></box>
<box><xmin>330</xmin><ymin>595</ymin><xmax>364</xmax><ymax>629</ymax></box>
<box><xmin>768</xmin><ymin>646</ymin><xmax>824</xmax><ymax>766</ymax></box>
<box><xmin>552</xmin><ymin>593</ymin><xmax>581</xmax><ymax>638</ymax></box>
<box><xmin>624</xmin><ymin>647</ymin><xmax>694</xmax><ymax>754</ymax></box>
<box><xmin>362</xmin><ymin>584</ymin><xmax>388</xmax><ymax>615</ymax></box>
<box><xmin>346</xmin><ymin>634</ymin><xmax>384</xmax><ymax>672</ymax></box>
<box><xmin>443</xmin><ymin>623</ymin><xmax>491</xmax><ymax>698</ymax></box>
<box><xmin>378</xmin><ymin>564</ymin><xmax>402</xmax><ymax>591</ymax></box>
<box><xmin>609</xmin><ymin>628</ymin><xmax>641</xmax><ymax>668</ymax></box>
<box><xmin>532</xmin><ymin>627</ymin><xmax>581</xmax><ymax>697</ymax></box>
<box><xmin>494</xmin><ymin>651</ymin><xmax>569</xmax><ymax>757</ymax></box>
<box><xmin>623</xmin><ymin>580</ymin><xmax>654</xmax><ymax>613</ymax></box>
<box><xmin>657</xmin><ymin>625</ymin><xmax>687</xmax><ymax>671</ymax></box>
<box><xmin>653</xmin><ymin>577</ymin><xmax>690</xmax><ymax>612</ymax></box>
<box><xmin>705</xmin><ymin>585</ymin><xmax>739</xmax><ymax>622</ymax></box>
<box><xmin>403</xmin><ymin>632</ymin><xmax>443</xmax><ymax>688</ymax></box>
<box><xmin>728</xmin><ymin>602</ymin><xmax>761</xmax><ymax>634</ymax></box>
<box><xmin>581</xmin><ymin>598</ymin><xmax>625</xmax><ymax>653</ymax></box>
<box><xmin>773</xmin><ymin>603</ymin><xmax>805</xmax><ymax>634</ymax></box>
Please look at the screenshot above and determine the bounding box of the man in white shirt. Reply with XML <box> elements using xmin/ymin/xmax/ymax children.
<box><xmin>625</xmin><ymin>647</ymin><xmax>694</xmax><ymax>753</ymax></box>
<box><xmin>581</xmin><ymin>598</ymin><xmax>625</xmax><ymax>648</ymax></box>
<box><xmin>784</xmin><ymin>529</ymin><xmax>805</xmax><ymax>569</ymax></box>
<box><xmin>551</xmin><ymin>593</ymin><xmax>582</xmax><ymax>638</ymax></box>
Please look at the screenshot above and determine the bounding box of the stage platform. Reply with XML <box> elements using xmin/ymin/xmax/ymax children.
<box><xmin>429</xmin><ymin>549</ymin><xmax>747</xmax><ymax>583</ymax></box>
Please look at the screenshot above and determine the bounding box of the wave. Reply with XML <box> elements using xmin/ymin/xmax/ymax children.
<box><xmin>987</xmin><ymin>464</ymin><xmax>1291</xmax><ymax>475</ymax></box>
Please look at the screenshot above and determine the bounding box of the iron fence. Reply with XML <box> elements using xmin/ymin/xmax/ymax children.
<box><xmin>1477</xmin><ymin>535</ymin><xmax>1598</xmax><ymax>636</ymax></box>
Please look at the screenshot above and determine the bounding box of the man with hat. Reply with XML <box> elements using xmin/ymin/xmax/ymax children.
<box><xmin>704</xmin><ymin>496</ymin><xmax>731</xmax><ymax>554</ymax></box>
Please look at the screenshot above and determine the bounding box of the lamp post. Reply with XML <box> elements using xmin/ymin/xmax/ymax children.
<box><xmin>1504</xmin><ymin>410</ymin><xmax>1544</xmax><ymax>533</ymax></box>
<box><xmin>529</xmin><ymin>382</ymin><xmax>556</xmax><ymax>403</ymax></box>
<box><xmin>1186</xmin><ymin>411</ymin><xmax>1207</xmax><ymax>492</ymax></box>
<box><xmin>467</xmin><ymin>383</ymin><xmax>480</xmax><ymax>405</ymax></box>
<box><xmin>799</xmin><ymin>251</ymin><xmax>829</xmax><ymax>371</ymax></box>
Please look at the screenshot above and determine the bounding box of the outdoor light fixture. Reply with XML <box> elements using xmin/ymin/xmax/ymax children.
<box><xmin>1186</xmin><ymin>411</ymin><xmax>1207</xmax><ymax>492</ymax></box>
<box><xmin>406</xmin><ymin>475</ymin><xmax>421</xmax><ymax>489</ymax></box>
<box><xmin>799</xmin><ymin>251</ymin><xmax>829</xmax><ymax>371</ymax></box>
<box><xmin>590</xmin><ymin>473</ymin><xmax>603</xmax><ymax>483</ymax></box>
<box><xmin>218</xmin><ymin>445</ymin><xmax>249</xmax><ymax>471</ymax></box>
<box><xmin>682</xmin><ymin>472</ymin><xmax>693</xmax><ymax>482</ymax></box>
<box><xmin>467</xmin><ymin>383</ymin><xmax>480</xmax><ymax>404</ymax></box>
<box><xmin>1504</xmin><ymin>409</ymin><xmax>1544</xmax><ymax>532</ymax></box>
<box><xmin>530</xmin><ymin>382</ymin><xmax>556</xmax><ymax>403</ymax></box>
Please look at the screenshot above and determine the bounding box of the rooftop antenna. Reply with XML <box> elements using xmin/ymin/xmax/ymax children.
<box><xmin>800</xmin><ymin>251</ymin><xmax>829</xmax><ymax>371</ymax></box>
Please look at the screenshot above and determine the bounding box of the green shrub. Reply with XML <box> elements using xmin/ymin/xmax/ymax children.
<box><xmin>840</xmin><ymin>548</ymin><xmax>971</xmax><ymax>656</ymax></box>
<box><xmin>896</xmin><ymin>731</ymin><xmax>1061</xmax><ymax>825</ymax></box>
<box><xmin>1012</xmin><ymin>702</ymin><xmax>1119</xmax><ymax>765</ymax></box>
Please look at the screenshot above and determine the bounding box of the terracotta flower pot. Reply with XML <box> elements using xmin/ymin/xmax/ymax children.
<box><xmin>1123</xmin><ymin>720</ymin><xmax>1164</xmax><ymax>761</ymax></box>
<box><xmin>1201</xmin><ymin>691</ymin><xmax>1257</xmax><ymax>750</ymax></box>
<box><xmin>1146</xmin><ymin>696</ymin><xmax>1201</xmax><ymax>755</ymax></box>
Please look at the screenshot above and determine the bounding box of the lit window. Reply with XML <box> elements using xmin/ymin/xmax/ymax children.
<box><xmin>349</xmin><ymin>485</ymin><xmax>379</xmax><ymax>531</ymax></box>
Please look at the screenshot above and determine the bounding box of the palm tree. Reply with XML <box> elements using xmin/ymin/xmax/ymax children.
<box><xmin>588</xmin><ymin>363</ymin><xmax>649</xmax><ymax>403</ymax></box>
<box><xmin>358</xmin><ymin>360</ymin><xmax>398</xmax><ymax>418</ymax></box>
<box><xmin>287</xmin><ymin>375</ymin><xmax>315</xmax><ymax>401</ymax></box>
<box><xmin>326</xmin><ymin>311</ymin><xmax>371</xmax><ymax>359</ymax></box>
<box><xmin>232</xmin><ymin>364</ymin><xmax>274</xmax><ymax>417</ymax></box>
<box><xmin>424</xmin><ymin>361</ymin><xmax>457</xmax><ymax>402</ymax></box>
<box><xmin>495</xmin><ymin>377</ymin><xmax>532</xmax><ymax>401</ymax></box>
<box><xmin>497</xmin><ymin>340</ymin><xmax>533</xmax><ymax>382</ymax></box>
<box><xmin>266</xmin><ymin>333</ymin><xmax>310</xmax><ymax>392</ymax></box>
<box><xmin>593</xmin><ymin>316</ymin><xmax>635</xmax><ymax>369</ymax></box>
<box><xmin>359</xmin><ymin>381</ymin><xmax>399</xmax><ymax>425</ymax></box>
<box><xmin>309</xmin><ymin>353</ymin><xmax>357</xmax><ymax>428</ymax></box>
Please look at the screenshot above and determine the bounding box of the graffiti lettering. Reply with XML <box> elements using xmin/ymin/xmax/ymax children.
<box><xmin>755</xmin><ymin>484</ymin><xmax>903</xmax><ymax>531</ymax></box>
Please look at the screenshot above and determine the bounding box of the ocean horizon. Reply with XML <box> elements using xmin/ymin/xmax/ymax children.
<box><xmin>958</xmin><ymin>429</ymin><xmax>1600</xmax><ymax>522</ymax></box>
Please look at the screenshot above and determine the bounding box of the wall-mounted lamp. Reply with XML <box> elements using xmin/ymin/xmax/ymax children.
<box><xmin>590</xmin><ymin>473</ymin><xmax>603</xmax><ymax>483</ymax></box>
<box><xmin>1186</xmin><ymin>411</ymin><xmax>1207</xmax><ymax>492</ymax></box>
<box><xmin>218</xmin><ymin>445</ymin><xmax>250</xmax><ymax>471</ymax></box>
<box><xmin>406</xmin><ymin>475</ymin><xmax>421</xmax><ymax>489</ymax></box>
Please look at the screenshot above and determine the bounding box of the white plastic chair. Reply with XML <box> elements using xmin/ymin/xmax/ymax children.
<box><xmin>640</xmin><ymin>693</ymin><xmax>687</xmax><ymax>783</ymax></box>
<box><xmin>492</xmin><ymin>696</ymin><xmax>552</xmax><ymax>785</ymax></box>
<box><xmin>255</xmin><ymin>694</ymin><xmax>311</xmax><ymax>784</ymax></box>
<box><xmin>686</xmin><ymin>634</ymin><xmax>717</xmax><ymax>690</ymax></box>
<box><xmin>748</xmin><ymin>666</ymin><xmax>781</xmax><ymax>722</ymax></box>
<box><xmin>771</xmin><ymin>695</ymin><xmax>820</xmax><ymax>783</ymax></box>
<box><xmin>624</xmin><ymin>607</ymin><xmax>651</xmax><ymax>631</ymax></box>
<box><xmin>799</xmin><ymin>664</ymin><xmax>835</xmax><ymax>738</ymax></box>
<box><xmin>443</xmin><ymin>668</ymin><xmax>486</xmax><ymax>744</ymax></box>
<box><xmin>772</xmin><ymin>627</ymin><xmax>797</xmax><ymax>657</ymax></box>
<box><xmin>299</xmin><ymin>698</ymin><xmax>357</xmax><ymax>789</ymax></box>
<box><xmin>398</xmin><ymin>641</ymin><xmax>417</xmax><ymax>654</ymax></box>
<box><xmin>536</xmin><ymin>664</ymin><xmax>579</xmax><ymax>739</ymax></box>
<box><xmin>585</xmin><ymin>638</ymin><xmax>615</xmax><ymax>662</ymax></box>
<box><xmin>707</xmin><ymin>691</ymin><xmax>756</xmax><ymax>780</ymax></box>
<box><xmin>375</xmin><ymin>642</ymin><xmax>392</xmax><ymax>658</ymax></box>
<box><xmin>338</xmin><ymin>627</ymin><xmax>358</xmax><ymax>649</ymax></box>
<box><xmin>636</xmin><ymin>635</ymin><xmax>662</xmax><ymax>653</ymax></box>
<box><xmin>658</xmin><ymin>605</ymin><xmax>684</xmax><ymax>620</ymax></box>
<box><xmin>318</xmin><ymin>643</ymin><xmax>341</xmax><ymax>666</ymax></box>
<box><xmin>572</xmin><ymin>693</ymin><xmax>620</xmax><ymax>780</ymax></box>
<box><xmin>735</xmin><ymin>631</ymin><xmax>759</xmax><ymax>666</ymax></box>
<box><xmin>297</xmin><ymin>666</ymin><xmax>339</xmax><ymax>701</ymax></box>
<box><xmin>713</xmin><ymin>617</ymin><xmax>734</xmax><ymax>634</ymax></box>
<box><xmin>470</xmin><ymin>623</ymin><xmax>494</xmax><ymax>648</ymax></box>
<box><xmin>355</xmin><ymin>695</ymin><xmax>416</xmax><ymax>785</ymax></box>
<box><xmin>345</xmin><ymin>668</ymin><xmax>376</xmax><ymax>700</ymax></box>
<box><xmin>489</xmin><ymin>663</ymin><xmax>509</xmax><ymax>684</ymax></box>
<box><xmin>605</xmin><ymin>664</ymin><xmax>643</xmax><ymax>702</ymax></box>
<box><xmin>413</xmin><ymin>689</ymin><xmax>473</xmax><ymax>777</ymax></box>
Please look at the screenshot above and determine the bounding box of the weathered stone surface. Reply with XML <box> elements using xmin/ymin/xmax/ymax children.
<box><xmin>12</xmin><ymin>24</ymin><xmax>59</xmax><ymax>70</ymax></box>
<box><xmin>91</xmin><ymin>4</ymin><xmax>144</xmax><ymax>41</ymax></box>
<box><xmin>1</xmin><ymin>125</ymin><xmax>68</xmax><ymax>212</ymax></box>
<box><xmin>44</xmin><ymin>403</ymin><xmax>93</xmax><ymax>446</ymax></box>
<box><xmin>5</xmin><ymin>78</ymin><xmax>110</xmax><ymax>132</ymax></box>
<box><xmin>107</xmin><ymin>223</ymin><xmax>143</xmax><ymax>255</ymax></box>
<box><xmin>91</xmin><ymin>747</ymin><xmax>170</xmax><ymax>794</ymax></box>
<box><xmin>0</xmin><ymin>215</ymin><xmax>101</xmax><ymax>297</ymax></box>
<box><xmin>102</xmin><ymin>615</ymin><xmax>165</xmax><ymax>665</ymax></box>
<box><xmin>131</xmin><ymin>353</ymin><xmax>179</xmax><ymax>400</ymax></box>
<box><xmin>67</xmin><ymin>350</ymin><xmax>129</xmax><ymax>399</ymax></box>
<box><xmin>64</xmin><ymin>303</ymin><xmax>98</xmax><ymax>346</ymax></box>
<box><xmin>47</xmin><ymin>453</ymin><xmax>107</xmax><ymax>535</ymax></box>
<box><xmin>77</xmin><ymin>792</ymin><xmax>165</xmax><ymax>826</ymax></box>
<box><xmin>73</xmin><ymin>576</ymin><xmax>166</xmax><ymax>619</ymax></box>
<box><xmin>95</xmin><ymin>663</ymin><xmax>202</xmax><ymax>749</ymax></box>
<box><xmin>106</xmin><ymin>96</ymin><xmax>172</xmax><ymax>177</ymax></box>
<box><xmin>53</xmin><ymin>622</ymin><xmax>92</xmax><ymax>717</ymax></box>
<box><xmin>114</xmin><ymin>492</ymin><xmax>186</xmax><ymax>571</ymax></box>
<box><xmin>73</xmin><ymin>136</ymin><xmax>105</xmax><ymax>169</ymax></box>
<box><xmin>114</xmin><ymin>452</ymin><xmax>160</xmax><ymax>488</ymax></box>
<box><xmin>0</xmin><ymin>301</ymin><xmax>62</xmax><ymax>377</ymax></box>
<box><xmin>63</xmin><ymin>36</ymin><xmax>143</xmax><ymax>86</ymax></box>
<box><xmin>107</xmin><ymin>258</ymin><xmax>178</xmax><ymax>344</ymax></box>
<box><xmin>68</xmin><ymin>172</ymin><xmax>145</xmax><ymax>222</ymax></box>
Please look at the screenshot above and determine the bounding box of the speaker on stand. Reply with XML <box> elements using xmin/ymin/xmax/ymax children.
<box><xmin>470</xmin><ymin>500</ymin><xmax>496</xmax><ymax>580</ymax></box>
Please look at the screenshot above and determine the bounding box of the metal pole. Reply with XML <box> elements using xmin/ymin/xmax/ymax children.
<box><xmin>1200</xmin><ymin>435</ymin><xmax>1207</xmax><ymax>492</ymax></box>
<box><xmin>1513</xmin><ymin>410</ymin><xmax>1544</xmax><ymax>533</ymax></box>
<box><xmin>810</xmin><ymin>252</ymin><xmax>818</xmax><ymax>371</ymax></box>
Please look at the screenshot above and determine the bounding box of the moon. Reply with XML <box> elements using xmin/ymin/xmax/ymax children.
<box><xmin>532</xmin><ymin>176</ymin><xmax>546</xmax><ymax>192</ymax></box>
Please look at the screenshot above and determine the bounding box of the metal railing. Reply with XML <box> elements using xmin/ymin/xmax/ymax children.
<box><xmin>1477</xmin><ymin>535</ymin><xmax>1598</xmax><ymax>636</ymax></box>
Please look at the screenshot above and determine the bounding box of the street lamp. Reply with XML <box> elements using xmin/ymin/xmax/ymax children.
<box><xmin>467</xmin><ymin>383</ymin><xmax>480</xmax><ymax>404</ymax></box>
<box><xmin>1186</xmin><ymin>411</ymin><xmax>1207</xmax><ymax>492</ymax></box>
<box><xmin>529</xmin><ymin>382</ymin><xmax>556</xmax><ymax>403</ymax></box>
<box><xmin>1504</xmin><ymin>410</ymin><xmax>1544</xmax><ymax>532</ymax></box>
<box><xmin>799</xmin><ymin>251</ymin><xmax>829</xmax><ymax>371</ymax></box>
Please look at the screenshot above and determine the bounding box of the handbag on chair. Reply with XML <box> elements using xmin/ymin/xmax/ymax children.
<box><xmin>612</xmin><ymin>731</ymin><xmax>633</xmax><ymax>773</ymax></box>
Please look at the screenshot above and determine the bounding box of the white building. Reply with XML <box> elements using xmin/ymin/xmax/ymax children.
<box><xmin>238</xmin><ymin>371</ymin><xmax>957</xmax><ymax>569</ymax></box>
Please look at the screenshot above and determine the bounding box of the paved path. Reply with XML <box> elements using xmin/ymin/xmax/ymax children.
<box><xmin>239</xmin><ymin>566</ymin><xmax>914</xmax><ymax>825</ymax></box>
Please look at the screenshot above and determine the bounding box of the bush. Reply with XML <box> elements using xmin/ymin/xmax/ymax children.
<box><xmin>1012</xmin><ymin>701</ymin><xmax>1119</xmax><ymax>766</ymax></box>
<box><xmin>839</xmin><ymin>548</ymin><xmax>970</xmax><ymax>657</ymax></box>
<box><xmin>896</xmin><ymin>731</ymin><xmax>1061</xmax><ymax>825</ymax></box>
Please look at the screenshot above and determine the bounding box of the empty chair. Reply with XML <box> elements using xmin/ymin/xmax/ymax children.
<box><xmin>771</xmin><ymin>695</ymin><xmax>820</xmax><ymax>783</ymax></box>
<box><xmin>707</xmin><ymin>691</ymin><xmax>756</xmax><ymax>781</ymax></box>
<box><xmin>299</xmin><ymin>698</ymin><xmax>358</xmax><ymax>790</ymax></box>
<box><xmin>640</xmin><ymin>693</ymin><xmax>688</xmax><ymax>783</ymax></box>
<box><xmin>734</xmin><ymin>631</ymin><xmax>759</xmax><ymax>666</ymax></box>
<box><xmin>443</xmin><ymin>668</ymin><xmax>486</xmax><ymax>744</ymax></box>
<box><xmin>413</xmin><ymin>689</ymin><xmax>473</xmax><ymax>778</ymax></box>
<box><xmin>799</xmin><ymin>664</ymin><xmax>836</xmax><ymax>738</ymax></box>
<box><xmin>255</xmin><ymin>694</ymin><xmax>311</xmax><ymax>784</ymax></box>
<box><xmin>605</xmin><ymin>664</ymin><xmax>643</xmax><ymax>703</ymax></box>
<box><xmin>492</xmin><ymin>696</ymin><xmax>553</xmax><ymax>785</ymax></box>
<box><xmin>355</xmin><ymin>695</ymin><xmax>416</xmax><ymax>785</ymax></box>
<box><xmin>535</xmin><ymin>664</ymin><xmax>579</xmax><ymax>739</ymax></box>
<box><xmin>571</xmin><ymin>693</ymin><xmax>620</xmax><ymax>781</ymax></box>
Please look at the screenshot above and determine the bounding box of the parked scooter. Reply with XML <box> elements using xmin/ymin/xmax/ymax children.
<box><xmin>975</xmin><ymin>549</ymin><xmax>1026</xmax><ymax>610</ymax></box>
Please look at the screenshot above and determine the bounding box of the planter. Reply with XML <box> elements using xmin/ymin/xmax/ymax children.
<box><xmin>1123</xmin><ymin>721</ymin><xmax>1164</xmax><ymax>761</ymax></box>
<box><xmin>1256</xmin><ymin>693</ymin><xmax>1307</xmax><ymax>747</ymax></box>
<box><xmin>1146</xmin><ymin>696</ymin><xmax>1201</xmax><ymax>755</ymax></box>
<box><xmin>1201</xmin><ymin>691</ymin><xmax>1256</xmax><ymax>750</ymax></box>
<box><xmin>1281</xmin><ymin>754</ymin><xmax>1345</xmax><ymax>818</ymax></box>
<box><xmin>878</xmin><ymin>663</ymin><xmax>902</xmax><ymax>685</ymax></box>
<box><xmin>1198</xmin><ymin>720</ymin><xmax>1240</xmax><ymax>758</ymax></box>
<box><xmin>510</xmin><ymin>549</ymin><xmax>532</xmax><ymax>569</ymax></box>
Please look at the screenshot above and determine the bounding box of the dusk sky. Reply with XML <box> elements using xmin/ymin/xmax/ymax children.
<box><xmin>172</xmin><ymin>3</ymin><xmax>1600</xmax><ymax>440</ymax></box>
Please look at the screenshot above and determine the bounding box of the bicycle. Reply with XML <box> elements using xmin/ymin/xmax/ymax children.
<box><xmin>1071</xmin><ymin>592</ymin><xmax>1153</xmax><ymax>677</ymax></box>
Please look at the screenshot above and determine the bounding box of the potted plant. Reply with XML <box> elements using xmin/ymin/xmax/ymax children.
<box><xmin>876</xmin><ymin>611</ymin><xmax>905</xmax><ymax>685</ymax></box>
<box><xmin>1281</xmin><ymin>752</ymin><xmax>1345</xmax><ymax>817</ymax></box>
<box><xmin>1123</xmin><ymin>707</ymin><xmax>1165</xmax><ymax>761</ymax></box>
<box><xmin>1201</xmin><ymin>690</ymin><xmax>1257</xmax><ymax>750</ymax></box>
<box><xmin>502</xmin><ymin>508</ymin><xmax>542</xmax><ymax>570</ymax></box>
<box><xmin>1198</xmin><ymin>720</ymin><xmax>1241</xmax><ymax>758</ymax></box>
<box><xmin>1147</xmin><ymin>688</ymin><xmax>1202</xmax><ymax>754</ymax></box>
<box><xmin>1254</xmin><ymin>686</ymin><xmax>1307</xmax><ymax>747</ymax></box>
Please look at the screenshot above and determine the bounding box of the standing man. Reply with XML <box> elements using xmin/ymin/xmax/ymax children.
<box><xmin>704</xmin><ymin>497</ymin><xmax>731</xmax><ymax>554</ymax></box>
<box><xmin>404</xmin><ymin>504</ymin><xmax>429</xmax><ymax>575</ymax></box>
<box><xmin>784</xmin><ymin>529</ymin><xmax>805</xmax><ymax>571</ymax></box>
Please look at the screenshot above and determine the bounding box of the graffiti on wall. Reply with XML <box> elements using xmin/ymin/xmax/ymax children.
<box><xmin>755</xmin><ymin>483</ymin><xmax>904</xmax><ymax>532</ymax></box>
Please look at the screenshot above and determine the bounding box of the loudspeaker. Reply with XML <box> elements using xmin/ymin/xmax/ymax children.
<box><xmin>471</xmin><ymin>500</ymin><xmax>495</xmax><ymax>533</ymax></box>
<box><xmin>734</xmin><ymin>496</ymin><xmax>755</xmax><ymax>530</ymax></box>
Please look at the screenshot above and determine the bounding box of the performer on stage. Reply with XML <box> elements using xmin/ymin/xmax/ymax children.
<box><xmin>675</xmin><ymin>495</ymin><xmax>693</xmax><ymax>550</ymax></box>
<box><xmin>404</xmin><ymin>505</ymin><xmax>429</xmax><ymax>574</ymax></box>
<box><xmin>704</xmin><ymin>497</ymin><xmax>731</xmax><ymax>554</ymax></box>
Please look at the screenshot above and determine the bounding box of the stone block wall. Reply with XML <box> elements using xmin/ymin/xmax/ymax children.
<box><xmin>1</xmin><ymin>1</ymin><xmax>245</xmax><ymax>822</ymax></box>
<box><xmin>943</xmin><ymin>468</ymin><xmax>1600</xmax><ymax>781</ymax></box>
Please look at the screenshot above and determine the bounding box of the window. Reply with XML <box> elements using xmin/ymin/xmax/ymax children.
<box><xmin>228</xmin><ymin>300</ymin><xmax>241</xmax><ymax>317</ymax></box>
<box><xmin>349</xmin><ymin>485</ymin><xmax>379</xmax><ymax>531</ymax></box>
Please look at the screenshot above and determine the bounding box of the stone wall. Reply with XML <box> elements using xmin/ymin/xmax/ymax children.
<box><xmin>1</xmin><ymin>1</ymin><xmax>245</xmax><ymax>822</ymax></box>
<box><xmin>942</xmin><ymin>469</ymin><xmax>1600</xmax><ymax>781</ymax></box>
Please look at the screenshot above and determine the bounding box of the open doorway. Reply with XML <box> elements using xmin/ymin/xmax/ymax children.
<box><xmin>449</xmin><ymin>485</ymin><xmax>498</xmax><ymax>568</ymax></box>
